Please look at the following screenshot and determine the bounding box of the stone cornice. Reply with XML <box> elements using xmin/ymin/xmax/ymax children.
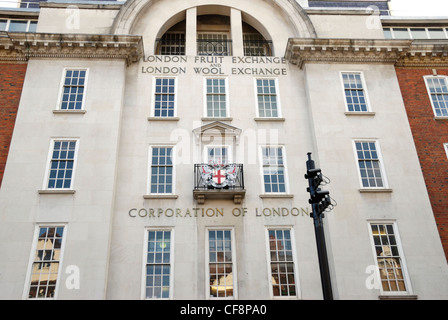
<box><xmin>285</xmin><ymin>38</ymin><xmax>412</xmax><ymax>68</ymax></box>
<box><xmin>0</xmin><ymin>32</ymin><xmax>143</xmax><ymax>65</ymax></box>
<box><xmin>285</xmin><ymin>38</ymin><xmax>448</xmax><ymax>68</ymax></box>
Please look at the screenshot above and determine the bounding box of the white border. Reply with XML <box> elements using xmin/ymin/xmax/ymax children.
<box><xmin>147</xmin><ymin>145</ymin><xmax>176</xmax><ymax>195</ymax></box>
<box><xmin>339</xmin><ymin>71</ymin><xmax>372</xmax><ymax>113</ymax></box>
<box><xmin>253</xmin><ymin>78</ymin><xmax>282</xmax><ymax>118</ymax></box>
<box><xmin>56</xmin><ymin>68</ymin><xmax>89</xmax><ymax>111</ymax></box>
<box><xmin>264</xmin><ymin>226</ymin><xmax>301</xmax><ymax>299</ymax></box>
<box><xmin>141</xmin><ymin>227</ymin><xmax>175</xmax><ymax>300</ymax></box>
<box><xmin>151</xmin><ymin>76</ymin><xmax>178</xmax><ymax>118</ymax></box>
<box><xmin>205</xmin><ymin>227</ymin><xmax>238</xmax><ymax>300</ymax></box>
<box><xmin>366</xmin><ymin>220</ymin><xmax>414</xmax><ymax>296</ymax></box>
<box><xmin>42</xmin><ymin>138</ymin><xmax>80</xmax><ymax>191</ymax></box>
<box><xmin>22</xmin><ymin>223</ymin><xmax>68</xmax><ymax>300</ymax></box>
<box><xmin>352</xmin><ymin>139</ymin><xmax>389</xmax><ymax>190</ymax></box>
<box><xmin>423</xmin><ymin>75</ymin><xmax>448</xmax><ymax>118</ymax></box>
<box><xmin>258</xmin><ymin>145</ymin><xmax>290</xmax><ymax>195</ymax></box>
<box><xmin>203</xmin><ymin>77</ymin><xmax>230</xmax><ymax>118</ymax></box>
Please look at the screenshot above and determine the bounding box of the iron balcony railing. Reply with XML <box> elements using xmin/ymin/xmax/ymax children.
<box><xmin>194</xmin><ymin>163</ymin><xmax>244</xmax><ymax>190</ymax></box>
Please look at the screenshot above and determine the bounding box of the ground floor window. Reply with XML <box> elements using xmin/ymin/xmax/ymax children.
<box><xmin>144</xmin><ymin>229</ymin><xmax>172</xmax><ymax>299</ymax></box>
<box><xmin>207</xmin><ymin>228</ymin><xmax>236</xmax><ymax>299</ymax></box>
<box><xmin>26</xmin><ymin>225</ymin><xmax>66</xmax><ymax>299</ymax></box>
<box><xmin>266</xmin><ymin>228</ymin><xmax>297</xmax><ymax>297</ymax></box>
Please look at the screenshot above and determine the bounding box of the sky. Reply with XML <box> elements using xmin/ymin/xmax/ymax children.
<box><xmin>389</xmin><ymin>0</ymin><xmax>448</xmax><ymax>16</ymax></box>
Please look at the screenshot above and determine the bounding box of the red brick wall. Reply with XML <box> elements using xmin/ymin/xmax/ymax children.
<box><xmin>0</xmin><ymin>63</ymin><xmax>27</xmax><ymax>188</ymax></box>
<box><xmin>396</xmin><ymin>68</ymin><xmax>448</xmax><ymax>260</ymax></box>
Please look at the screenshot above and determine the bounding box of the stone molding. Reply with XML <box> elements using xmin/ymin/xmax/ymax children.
<box><xmin>286</xmin><ymin>38</ymin><xmax>448</xmax><ymax>68</ymax></box>
<box><xmin>0</xmin><ymin>32</ymin><xmax>143</xmax><ymax>65</ymax></box>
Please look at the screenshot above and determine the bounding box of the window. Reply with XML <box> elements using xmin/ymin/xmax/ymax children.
<box><xmin>206</xmin><ymin>146</ymin><xmax>229</xmax><ymax>164</ymax></box>
<box><xmin>144</xmin><ymin>229</ymin><xmax>173</xmax><ymax>299</ymax></box>
<box><xmin>424</xmin><ymin>76</ymin><xmax>448</xmax><ymax>118</ymax></box>
<box><xmin>158</xmin><ymin>32</ymin><xmax>185</xmax><ymax>55</ymax></box>
<box><xmin>45</xmin><ymin>140</ymin><xmax>78</xmax><ymax>190</ymax></box>
<box><xmin>341</xmin><ymin>72</ymin><xmax>370</xmax><ymax>112</ymax></box>
<box><xmin>149</xmin><ymin>147</ymin><xmax>174</xmax><ymax>194</ymax></box>
<box><xmin>59</xmin><ymin>69</ymin><xmax>87</xmax><ymax>110</ymax></box>
<box><xmin>205</xmin><ymin>78</ymin><xmax>228</xmax><ymax>118</ymax></box>
<box><xmin>383</xmin><ymin>27</ymin><xmax>448</xmax><ymax>39</ymax></box>
<box><xmin>0</xmin><ymin>19</ymin><xmax>37</xmax><ymax>32</ymax></box>
<box><xmin>243</xmin><ymin>33</ymin><xmax>272</xmax><ymax>57</ymax></box>
<box><xmin>354</xmin><ymin>141</ymin><xmax>387</xmax><ymax>189</ymax></box>
<box><xmin>261</xmin><ymin>146</ymin><xmax>287</xmax><ymax>193</ymax></box>
<box><xmin>26</xmin><ymin>226</ymin><xmax>65</xmax><ymax>299</ymax></box>
<box><xmin>197</xmin><ymin>33</ymin><xmax>231</xmax><ymax>56</ymax></box>
<box><xmin>153</xmin><ymin>78</ymin><xmax>176</xmax><ymax>118</ymax></box>
<box><xmin>266</xmin><ymin>228</ymin><xmax>297</xmax><ymax>297</ymax></box>
<box><xmin>207</xmin><ymin>228</ymin><xmax>236</xmax><ymax>299</ymax></box>
<box><xmin>369</xmin><ymin>223</ymin><xmax>411</xmax><ymax>294</ymax></box>
<box><xmin>256</xmin><ymin>79</ymin><xmax>280</xmax><ymax>118</ymax></box>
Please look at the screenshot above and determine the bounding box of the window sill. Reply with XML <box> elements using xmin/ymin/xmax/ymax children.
<box><xmin>143</xmin><ymin>194</ymin><xmax>178</xmax><ymax>199</ymax></box>
<box><xmin>359</xmin><ymin>188</ymin><xmax>392</xmax><ymax>193</ymax></box>
<box><xmin>53</xmin><ymin>110</ymin><xmax>86</xmax><ymax>114</ymax></box>
<box><xmin>147</xmin><ymin>117</ymin><xmax>180</xmax><ymax>121</ymax></box>
<box><xmin>434</xmin><ymin>116</ymin><xmax>448</xmax><ymax>120</ymax></box>
<box><xmin>202</xmin><ymin>117</ymin><xmax>233</xmax><ymax>121</ymax></box>
<box><xmin>259</xmin><ymin>194</ymin><xmax>294</xmax><ymax>199</ymax></box>
<box><xmin>379</xmin><ymin>295</ymin><xmax>418</xmax><ymax>300</ymax></box>
<box><xmin>345</xmin><ymin>111</ymin><xmax>375</xmax><ymax>116</ymax></box>
<box><xmin>38</xmin><ymin>189</ymin><xmax>76</xmax><ymax>194</ymax></box>
<box><xmin>254</xmin><ymin>117</ymin><xmax>285</xmax><ymax>122</ymax></box>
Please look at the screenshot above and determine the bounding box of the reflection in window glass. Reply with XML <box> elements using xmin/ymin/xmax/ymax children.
<box><xmin>28</xmin><ymin>21</ymin><xmax>37</xmax><ymax>32</ymax></box>
<box><xmin>28</xmin><ymin>226</ymin><xmax>65</xmax><ymax>299</ymax></box>
<box><xmin>428</xmin><ymin>28</ymin><xmax>446</xmax><ymax>39</ymax></box>
<box><xmin>9</xmin><ymin>20</ymin><xmax>28</xmax><ymax>32</ymax></box>
<box><xmin>383</xmin><ymin>28</ymin><xmax>392</xmax><ymax>39</ymax></box>
<box><xmin>410</xmin><ymin>28</ymin><xmax>427</xmax><ymax>39</ymax></box>
<box><xmin>370</xmin><ymin>223</ymin><xmax>408</xmax><ymax>293</ymax></box>
<box><xmin>208</xmin><ymin>229</ymin><xmax>234</xmax><ymax>298</ymax></box>
<box><xmin>145</xmin><ymin>230</ymin><xmax>171</xmax><ymax>299</ymax></box>
<box><xmin>0</xmin><ymin>20</ymin><xmax>7</xmax><ymax>31</ymax></box>
<box><xmin>268</xmin><ymin>229</ymin><xmax>296</xmax><ymax>297</ymax></box>
<box><xmin>393</xmin><ymin>28</ymin><xmax>410</xmax><ymax>39</ymax></box>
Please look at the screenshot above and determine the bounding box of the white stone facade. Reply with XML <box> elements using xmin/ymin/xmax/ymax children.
<box><xmin>0</xmin><ymin>0</ymin><xmax>447</xmax><ymax>300</ymax></box>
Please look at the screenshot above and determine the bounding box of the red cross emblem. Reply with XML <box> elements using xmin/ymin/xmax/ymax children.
<box><xmin>212</xmin><ymin>169</ymin><xmax>226</xmax><ymax>185</ymax></box>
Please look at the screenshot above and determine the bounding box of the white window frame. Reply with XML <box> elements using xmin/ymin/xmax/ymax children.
<box><xmin>151</xmin><ymin>77</ymin><xmax>178</xmax><ymax>118</ymax></box>
<box><xmin>259</xmin><ymin>145</ymin><xmax>290</xmax><ymax>194</ymax></box>
<box><xmin>340</xmin><ymin>71</ymin><xmax>372</xmax><ymax>113</ymax></box>
<box><xmin>423</xmin><ymin>75</ymin><xmax>448</xmax><ymax>118</ymax></box>
<box><xmin>0</xmin><ymin>19</ymin><xmax>37</xmax><ymax>32</ymax></box>
<box><xmin>23</xmin><ymin>224</ymin><xmax>67</xmax><ymax>300</ymax></box>
<box><xmin>254</xmin><ymin>78</ymin><xmax>282</xmax><ymax>118</ymax></box>
<box><xmin>56</xmin><ymin>68</ymin><xmax>89</xmax><ymax>112</ymax></box>
<box><xmin>42</xmin><ymin>138</ymin><xmax>80</xmax><ymax>191</ymax></box>
<box><xmin>383</xmin><ymin>27</ymin><xmax>448</xmax><ymax>40</ymax></box>
<box><xmin>147</xmin><ymin>145</ymin><xmax>176</xmax><ymax>195</ymax></box>
<box><xmin>203</xmin><ymin>77</ymin><xmax>229</xmax><ymax>118</ymax></box>
<box><xmin>141</xmin><ymin>228</ymin><xmax>174</xmax><ymax>300</ymax></box>
<box><xmin>205</xmin><ymin>227</ymin><xmax>238</xmax><ymax>300</ymax></box>
<box><xmin>444</xmin><ymin>143</ymin><xmax>448</xmax><ymax>160</ymax></box>
<box><xmin>367</xmin><ymin>221</ymin><xmax>413</xmax><ymax>296</ymax></box>
<box><xmin>265</xmin><ymin>227</ymin><xmax>300</xmax><ymax>299</ymax></box>
<box><xmin>352</xmin><ymin>140</ymin><xmax>389</xmax><ymax>190</ymax></box>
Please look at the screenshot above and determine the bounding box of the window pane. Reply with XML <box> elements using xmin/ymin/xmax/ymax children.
<box><xmin>428</xmin><ymin>28</ymin><xmax>446</xmax><ymax>39</ymax></box>
<box><xmin>150</xmin><ymin>147</ymin><xmax>173</xmax><ymax>194</ymax></box>
<box><xmin>28</xmin><ymin>226</ymin><xmax>65</xmax><ymax>299</ymax></box>
<box><xmin>410</xmin><ymin>28</ymin><xmax>427</xmax><ymax>39</ymax></box>
<box><xmin>208</xmin><ymin>230</ymin><xmax>234</xmax><ymax>298</ymax></box>
<box><xmin>146</xmin><ymin>230</ymin><xmax>171</xmax><ymax>299</ymax></box>
<box><xmin>393</xmin><ymin>28</ymin><xmax>410</xmax><ymax>39</ymax></box>
<box><xmin>9</xmin><ymin>20</ymin><xmax>28</xmax><ymax>32</ymax></box>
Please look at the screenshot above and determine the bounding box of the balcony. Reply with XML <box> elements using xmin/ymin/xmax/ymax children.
<box><xmin>193</xmin><ymin>163</ymin><xmax>245</xmax><ymax>204</ymax></box>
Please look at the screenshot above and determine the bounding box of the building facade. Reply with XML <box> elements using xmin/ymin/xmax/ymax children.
<box><xmin>0</xmin><ymin>0</ymin><xmax>448</xmax><ymax>300</ymax></box>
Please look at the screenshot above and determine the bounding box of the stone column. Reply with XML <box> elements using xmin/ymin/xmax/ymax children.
<box><xmin>230</xmin><ymin>8</ymin><xmax>244</xmax><ymax>56</ymax></box>
<box><xmin>185</xmin><ymin>7</ymin><xmax>197</xmax><ymax>56</ymax></box>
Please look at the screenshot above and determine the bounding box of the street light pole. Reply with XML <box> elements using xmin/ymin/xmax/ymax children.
<box><xmin>306</xmin><ymin>152</ymin><xmax>333</xmax><ymax>300</ymax></box>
